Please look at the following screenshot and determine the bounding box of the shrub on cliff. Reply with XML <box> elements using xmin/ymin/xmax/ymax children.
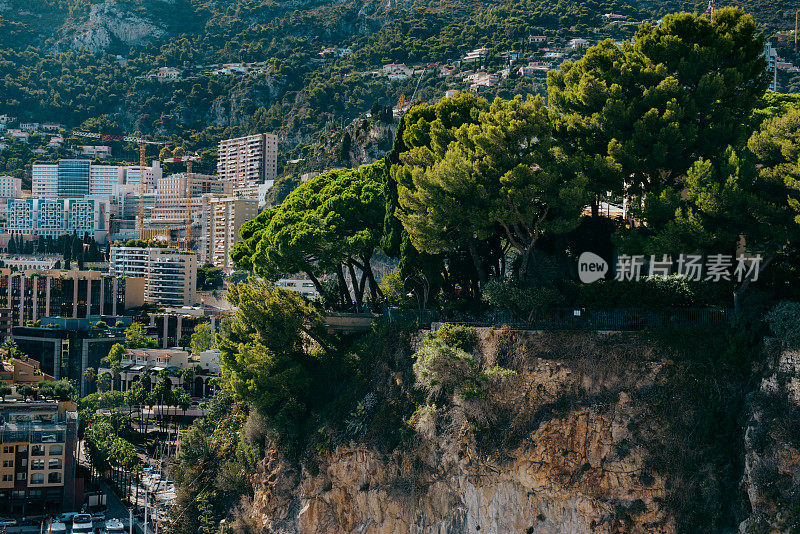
<box><xmin>765</xmin><ymin>301</ymin><xmax>800</xmax><ymax>348</ymax></box>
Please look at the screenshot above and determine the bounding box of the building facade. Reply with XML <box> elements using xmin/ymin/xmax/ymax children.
<box><xmin>0</xmin><ymin>402</ymin><xmax>79</xmax><ymax>514</ymax></box>
<box><xmin>208</xmin><ymin>197</ymin><xmax>257</xmax><ymax>272</ymax></box>
<box><xmin>33</xmin><ymin>160</ymin><xmax>162</xmax><ymax>199</ymax></box>
<box><xmin>6</xmin><ymin>198</ymin><xmax>110</xmax><ymax>242</ymax></box>
<box><xmin>217</xmin><ymin>133</ymin><xmax>278</xmax><ymax>187</ymax></box>
<box><xmin>109</xmin><ymin>246</ymin><xmax>197</xmax><ymax>306</ymax></box>
<box><xmin>0</xmin><ymin>270</ymin><xmax>143</xmax><ymax>331</ymax></box>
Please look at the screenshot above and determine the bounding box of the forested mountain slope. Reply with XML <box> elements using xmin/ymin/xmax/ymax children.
<box><xmin>0</xmin><ymin>0</ymin><xmax>796</xmax><ymax>179</ymax></box>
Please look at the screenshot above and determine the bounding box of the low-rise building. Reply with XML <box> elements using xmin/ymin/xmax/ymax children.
<box><xmin>155</xmin><ymin>67</ymin><xmax>181</xmax><ymax>81</ymax></box>
<box><xmin>0</xmin><ymin>358</ymin><xmax>55</xmax><ymax>386</ymax></box>
<box><xmin>0</xmin><ymin>254</ymin><xmax>61</xmax><ymax>270</ymax></box>
<box><xmin>463</xmin><ymin>48</ymin><xmax>489</xmax><ymax>63</ymax></box>
<box><xmin>79</xmin><ymin>146</ymin><xmax>112</xmax><ymax>158</ymax></box>
<box><xmin>102</xmin><ymin>347</ymin><xmax>220</xmax><ymax>397</ymax></box>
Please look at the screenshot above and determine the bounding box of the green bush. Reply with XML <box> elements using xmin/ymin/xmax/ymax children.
<box><xmin>413</xmin><ymin>337</ymin><xmax>480</xmax><ymax>401</ymax></box>
<box><xmin>429</xmin><ymin>323</ymin><xmax>478</xmax><ymax>351</ymax></box>
<box><xmin>482</xmin><ymin>278</ymin><xmax>564</xmax><ymax>321</ymax></box>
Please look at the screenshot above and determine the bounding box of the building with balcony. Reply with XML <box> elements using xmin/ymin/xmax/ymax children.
<box><xmin>217</xmin><ymin>133</ymin><xmax>278</xmax><ymax>188</ymax></box>
<box><xmin>0</xmin><ymin>402</ymin><xmax>80</xmax><ymax>515</ymax></box>
<box><xmin>109</xmin><ymin>247</ymin><xmax>197</xmax><ymax>306</ymax></box>
<box><xmin>100</xmin><ymin>347</ymin><xmax>220</xmax><ymax>397</ymax></box>
<box><xmin>207</xmin><ymin>197</ymin><xmax>257</xmax><ymax>273</ymax></box>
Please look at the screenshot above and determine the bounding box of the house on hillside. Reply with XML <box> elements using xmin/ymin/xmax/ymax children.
<box><xmin>463</xmin><ymin>48</ymin><xmax>489</xmax><ymax>63</ymax></box>
<box><xmin>155</xmin><ymin>67</ymin><xmax>181</xmax><ymax>81</ymax></box>
<box><xmin>380</xmin><ymin>63</ymin><xmax>413</xmax><ymax>80</ymax></box>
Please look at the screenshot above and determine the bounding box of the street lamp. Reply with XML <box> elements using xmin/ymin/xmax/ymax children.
<box><xmin>403</xmin><ymin>274</ymin><xmax>430</xmax><ymax>322</ymax></box>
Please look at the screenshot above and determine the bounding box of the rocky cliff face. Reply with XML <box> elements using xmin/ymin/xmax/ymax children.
<box><xmin>740</xmin><ymin>343</ymin><xmax>800</xmax><ymax>532</ymax></box>
<box><xmin>245</xmin><ymin>330</ymin><xmax>748</xmax><ymax>533</ymax></box>
<box><xmin>68</xmin><ymin>1</ymin><xmax>167</xmax><ymax>53</ymax></box>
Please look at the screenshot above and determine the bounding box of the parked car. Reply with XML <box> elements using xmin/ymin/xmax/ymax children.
<box><xmin>56</xmin><ymin>512</ymin><xmax>79</xmax><ymax>523</ymax></box>
<box><xmin>71</xmin><ymin>513</ymin><xmax>93</xmax><ymax>534</ymax></box>
<box><xmin>91</xmin><ymin>512</ymin><xmax>106</xmax><ymax>522</ymax></box>
<box><xmin>104</xmin><ymin>519</ymin><xmax>126</xmax><ymax>533</ymax></box>
<box><xmin>46</xmin><ymin>520</ymin><xmax>68</xmax><ymax>533</ymax></box>
<box><xmin>0</xmin><ymin>517</ymin><xmax>17</xmax><ymax>526</ymax></box>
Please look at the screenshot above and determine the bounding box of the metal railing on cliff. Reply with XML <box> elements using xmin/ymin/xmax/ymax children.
<box><xmin>383</xmin><ymin>307</ymin><xmax>732</xmax><ymax>331</ymax></box>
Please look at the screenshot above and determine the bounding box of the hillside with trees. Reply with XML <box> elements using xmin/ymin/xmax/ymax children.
<box><xmin>2</xmin><ymin>0</ymin><xmax>798</xmax><ymax>181</ymax></box>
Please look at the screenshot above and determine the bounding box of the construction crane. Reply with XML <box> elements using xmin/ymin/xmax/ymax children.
<box><xmin>161</xmin><ymin>155</ymin><xmax>201</xmax><ymax>249</ymax></box>
<box><xmin>71</xmin><ymin>131</ymin><xmax>166</xmax><ymax>238</ymax></box>
<box><xmin>704</xmin><ymin>0</ymin><xmax>716</xmax><ymax>22</ymax></box>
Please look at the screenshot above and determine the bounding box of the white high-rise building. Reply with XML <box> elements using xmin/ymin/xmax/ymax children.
<box><xmin>110</xmin><ymin>246</ymin><xmax>197</xmax><ymax>306</ymax></box>
<box><xmin>32</xmin><ymin>160</ymin><xmax>125</xmax><ymax>198</ymax></box>
<box><xmin>217</xmin><ymin>133</ymin><xmax>278</xmax><ymax>187</ymax></box>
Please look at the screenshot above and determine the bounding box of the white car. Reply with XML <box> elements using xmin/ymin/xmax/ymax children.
<box><xmin>105</xmin><ymin>518</ymin><xmax>126</xmax><ymax>533</ymax></box>
<box><xmin>47</xmin><ymin>521</ymin><xmax>68</xmax><ymax>533</ymax></box>
<box><xmin>70</xmin><ymin>513</ymin><xmax>93</xmax><ymax>534</ymax></box>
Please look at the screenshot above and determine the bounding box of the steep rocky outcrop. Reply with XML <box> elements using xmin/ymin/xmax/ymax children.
<box><xmin>740</xmin><ymin>343</ymin><xmax>800</xmax><ymax>532</ymax></box>
<box><xmin>68</xmin><ymin>2</ymin><xmax>167</xmax><ymax>53</ymax></box>
<box><xmin>246</xmin><ymin>330</ymin><xmax>747</xmax><ymax>533</ymax></box>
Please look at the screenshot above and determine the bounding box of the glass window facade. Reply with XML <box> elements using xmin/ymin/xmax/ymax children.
<box><xmin>56</xmin><ymin>160</ymin><xmax>91</xmax><ymax>197</ymax></box>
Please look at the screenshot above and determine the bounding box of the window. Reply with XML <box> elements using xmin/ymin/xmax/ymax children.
<box><xmin>30</xmin><ymin>473</ymin><xmax>43</xmax><ymax>485</ymax></box>
<box><xmin>2</xmin><ymin>460</ymin><xmax>12</xmax><ymax>468</ymax></box>
<box><xmin>16</xmin><ymin>472</ymin><xmax>26</xmax><ymax>481</ymax></box>
<box><xmin>20</xmin><ymin>459</ymin><xmax>26</xmax><ymax>467</ymax></box>
<box><xmin>16</xmin><ymin>445</ymin><xmax>26</xmax><ymax>453</ymax></box>
<box><xmin>47</xmin><ymin>459</ymin><xmax>61</xmax><ymax>470</ymax></box>
<box><xmin>2</xmin><ymin>474</ymin><xmax>11</xmax><ymax>482</ymax></box>
<box><xmin>31</xmin><ymin>445</ymin><xmax>44</xmax><ymax>456</ymax></box>
<box><xmin>48</xmin><ymin>445</ymin><xmax>62</xmax><ymax>456</ymax></box>
<box><xmin>2</xmin><ymin>446</ymin><xmax>12</xmax><ymax>454</ymax></box>
<box><xmin>47</xmin><ymin>472</ymin><xmax>60</xmax><ymax>484</ymax></box>
<box><xmin>31</xmin><ymin>459</ymin><xmax>44</xmax><ymax>470</ymax></box>
<box><xmin>11</xmin><ymin>490</ymin><xmax>24</xmax><ymax>499</ymax></box>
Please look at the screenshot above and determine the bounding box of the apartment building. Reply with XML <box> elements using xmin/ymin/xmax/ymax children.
<box><xmin>208</xmin><ymin>197</ymin><xmax>257</xmax><ymax>273</ymax></box>
<box><xmin>0</xmin><ymin>176</ymin><xmax>21</xmax><ymax>199</ymax></box>
<box><xmin>217</xmin><ymin>133</ymin><xmax>278</xmax><ymax>187</ymax></box>
<box><xmin>0</xmin><ymin>358</ymin><xmax>56</xmax><ymax>386</ymax></box>
<box><xmin>148</xmin><ymin>174</ymin><xmax>231</xmax><ymax>230</ymax></box>
<box><xmin>109</xmin><ymin>246</ymin><xmax>197</xmax><ymax>306</ymax></box>
<box><xmin>6</xmin><ymin>197</ymin><xmax>110</xmax><ymax>242</ymax></box>
<box><xmin>0</xmin><ymin>402</ymin><xmax>79</xmax><ymax>514</ymax></box>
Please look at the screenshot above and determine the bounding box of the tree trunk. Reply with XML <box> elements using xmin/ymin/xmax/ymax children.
<box><xmin>467</xmin><ymin>238</ymin><xmax>488</xmax><ymax>288</ymax></box>
<box><xmin>733</xmin><ymin>253</ymin><xmax>776</xmax><ymax>314</ymax></box>
<box><xmin>336</xmin><ymin>265</ymin><xmax>353</xmax><ymax>309</ymax></box>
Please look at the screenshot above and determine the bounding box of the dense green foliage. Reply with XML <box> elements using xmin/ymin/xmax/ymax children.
<box><xmin>233</xmin><ymin>163</ymin><xmax>385</xmax><ymax>310</ymax></box>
